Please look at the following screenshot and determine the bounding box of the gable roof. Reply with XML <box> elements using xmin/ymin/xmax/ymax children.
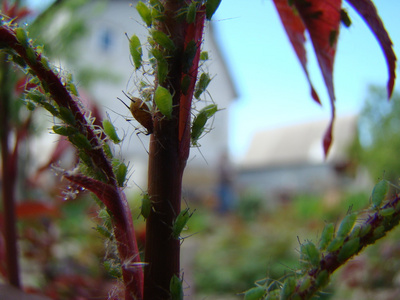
<box><xmin>240</xmin><ymin>115</ymin><xmax>358</xmax><ymax>169</ymax></box>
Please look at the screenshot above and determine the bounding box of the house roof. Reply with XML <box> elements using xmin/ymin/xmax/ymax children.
<box><xmin>239</xmin><ymin>115</ymin><xmax>358</xmax><ymax>169</ymax></box>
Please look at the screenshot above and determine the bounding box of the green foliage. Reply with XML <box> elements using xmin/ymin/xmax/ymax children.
<box><xmin>350</xmin><ymin>86</ymin><xmax>400</xmax><ymax>181</ymax></box>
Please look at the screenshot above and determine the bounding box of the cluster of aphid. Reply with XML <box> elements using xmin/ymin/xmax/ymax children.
<box><xmin>120</xmin><ymin>0</ymin><xmax>221</xmax><ymax>148</ymax></box>
<box><xmin>242</xmin><ymin>179</ymin><xmax>400</xmax><ymax>300</ymax></box>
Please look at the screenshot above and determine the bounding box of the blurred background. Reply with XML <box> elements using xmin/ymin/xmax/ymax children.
<box><xmin>2</xmin><ymin>0</ymin><xmax>400</xmax><ymax>299</ymax></box>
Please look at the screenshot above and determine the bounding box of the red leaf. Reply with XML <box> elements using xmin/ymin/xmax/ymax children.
<box><xmin>272</xmin><ymin>0</ymin><xmax>321</xmax><ymax>105</ymax></box>
<box><xmin>345</xmin><ymin>0</ymin><xmax>397</xmax><ymax>98</ymax></box>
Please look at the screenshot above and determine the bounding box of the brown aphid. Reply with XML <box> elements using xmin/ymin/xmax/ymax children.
<box><xmin>119</xmin><ymin>92</ymin><xmax>153</xmax><ymax>134</ymax></box>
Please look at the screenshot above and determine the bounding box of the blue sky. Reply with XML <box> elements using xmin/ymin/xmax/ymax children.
<box><xmin>212</xmin><ymin>1</ymin><xmax>400</xmax><ymax>160</ymax></box>
<box><xmin>27</xmin><ymin>0</ymin><xmax>400</xmax><ymax>160</ymax></box>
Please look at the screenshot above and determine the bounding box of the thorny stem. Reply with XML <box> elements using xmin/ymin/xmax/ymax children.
<box><xmin>0</xmin><ymin>24</ymin><xmax>143</xmax><ymax>299</ymax></box>
<box><xmin>144</xmin><ymin>1</ymin><xmax>206</xmax><ymax>299</ymax></box>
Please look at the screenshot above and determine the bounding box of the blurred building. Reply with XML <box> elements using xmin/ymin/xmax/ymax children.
<box><xmin>237</xmin><ymin>115</ymin><xmax>370</xmax><ymax>201</ymax></box>
<box><xmin>70</xmin><ymin>0</ymin><xmax>237</xmax><ymax>195</ymax></box>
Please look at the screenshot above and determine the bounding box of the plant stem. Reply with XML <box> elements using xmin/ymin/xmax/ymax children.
<box><xmin>0</xmin><ymin>57</ymin><xmax>21</xmax><ymax>288</ymax></box>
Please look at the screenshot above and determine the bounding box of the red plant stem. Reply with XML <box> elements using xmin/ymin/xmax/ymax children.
<box><xmin>143</xmin><ymin>1</ymin><xmax>206</xmax><ymax>299</ymax></box>
<box><xmin>0</xmin><ymin>25</ymin><xmax>143</xmax><ymax>298</ymax></box>
<box><xmin>0</xmin><ymin>57</ymin><xmax>21</xmax><ymax>288</ymax></box>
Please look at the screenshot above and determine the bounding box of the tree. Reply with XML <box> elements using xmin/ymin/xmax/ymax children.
<box><xmin>350</xmin><ymin>86</ymin><xmax>400</xmax><ymax>181</ymax></box>
<box><xmin>0</xmin><ymin>0</ymin><xmax>397</xmax><ymax>299</ymax></box>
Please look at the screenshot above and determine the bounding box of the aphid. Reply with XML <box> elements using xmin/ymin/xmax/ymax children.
<box><xmin>326</xmin><ymin>237</ymin><xmax>344</xmax><ymax>252</ymax></box>
<box><xmin>186</xmin><ymin>1</ymin><xmax>197</xmax><ymax>24</ymax></box>
<box><xmin>359</xmin><ymin>223</ymin><xmax>372</xmax><ymax>238</ymax></box>
<box><xmin>200</xmin><ymin>51</ymin><xmax>209</xmax><ymax>61</ymax></box>
<box><xmin>181</xmin><ymin>75</ymin><xmax>191</xmax><ymax>95</ymax></box>
<box><xmin>41</xmin><ymin>102</ymin><xmax>59</xmax><ymax>117</ymax></box>
<box><xmin>96</xmin><ymin>224</ymin><xmax>113</xmax><ymax>240</ymax></box>
<box><xmin>319</xmin><ymin>223</ymin><xmax>334</xmax><ymax>251</ymax></box>
<box><xmin>102</xmin><ymin>119</ymin><xmax>122</xmax><ymax>144</ymax></box>
<box><xmin>26</xmin><ymin>47</ymin><xmax>37</xmax><ymax>64</ymax></box>
<box><xmin>154</xmin><ymin>86</ymin><xmax>173</xmax><ymax>119</ymax></box>
<box><xmin>280</xmin><ymin>277</ymin><xmax>295</xmax><ymax>300</ymax></box>
<box><xmin>340</xmin><ymin>9</ymin><xmax>352</xmax><ymax>28</ymax></box>
<box><xmin>171</xmin><ymin>207</ymin><xmax>194</xmax><ymax>239</ymax></box>
<box><xmin>151</xmin><ymin>30</ymin><xmax>176</xmax><ymax>51</ymax></box>
<box><xmin>372</xmin><ymin>179</ymin><xmax>389</xmax><ymax>209</ymax></box>
<box><xmin>136</xmin><ymin>1</ymin><xmax>153</xmax><ymax>27</ymax></box>
<box><xmin>58</xmin><ymin>106</ymin><xmax>76</xmax><ymax>126</ymax></box>
<box><xmin>119</xmin><ymin>93</ymin><xmax>153</xmax><ymax>134</ymax></box>
<box><xmin>298</xmin><ymin>276</ymin><xmax>311</xmax><ymax>293</ymax></box>
<box><xmin>300</xmin><ymin>241</ymin><xmax>320</xmax><ymax>268</ymax></box>
<box><xmin>373</xmin><ymin>225</ymin><xmax>385</xmax><ymax>239</ymax></box>
<box><xmin>205</xmin><ymin>0</ymin><xmax>222</xmax><ymax>20</ymax></box>
<box><xmin>150</xmin><ymin>48</ymin><xmax>168</xmax><ymax>83</ymax></box>
<box><xmin>380</xmin><ymin>207</ymin><xmax>395</xmax><ymax>216</ymax></box>
<box><xmin>191</xmin><ymin>104</ymin><xmax>218</xmax><ymax>145</ymax></box>
<box><xmin>15</xmin><ymin>27</ymin><xmax>29</xmax><ymax>47</ymax></box>
<box><xmin>114</xmin><ymin>161</ymin><xmax>128</xmax><ymax>187</ymax></box>
<box><xmin>170</xmin><ymin>274</ymin><xmax>183</xmax><ymax>300</ymax></box>
<box><xmin>67</xmin><ymin>82</ymin><xmax>79</xmax><ymax>96</ymax></box>
<box><xmin>243</xmin><ymin>286</ymin><xmax>266</xmax><ymax>300</ymax></box>
<box><xmin>194</xmin><ymin>72</ymin><xmax>211</xmax><ymax>99</ymax></box>
<box><xmin>40</xmin><ymin>56</ymin><xmax>50</xmax><ymax>71</ymax></box>
<box><xmin>337</xmin><ymin>212</ymin><xmax>357</xmax><ymax>238</ymax></box>
<box><xmin>338</xmin><ymin>237</ymin><xmax>360</xmax><ymax>262</ymax></box>
<box><xmin>128</xmin><ymin>34</ymin><xmax>143</xmax><ymax>70</ymax></box>
<box><xmin>140</xmin><ymin>192</ymin><xmax>152</xmax><ymax>219</ymax></box>
<box><xmin>104</xmin><ymin>260</ymin><xmax>122</xmax><ymax>279</ymax></box>
<box><xmin>52</xmin><ymin>125</ymin><xmax>78</xmax><ymax>136</ymax></box>
<box><xmin>349</xmin><ymin>225</ymin><xmax>361</xmax><ymax>239</ymax></box>
<box><xmin>183</xmin><ymin>40</ymin><xmax>197</xmax><ymax>73</ymax></box>
<box><xmin>68</xmin><ymin>133</ymin><xmax>92</xmax><ymax>150</ymax></box>
<box><xmin>25</xmin><ymin>101</ymin><xmax>36</xmax><ymax>111</ymax></box>
<box><xmin>315</xmin><ymin>270</ymin><xmax>329</xmax><ymax>288</ymax></box>
<box><xmin>265</xmin><ymin>290</ymin><xmax>280</xmax><ymax>300</ymax></box>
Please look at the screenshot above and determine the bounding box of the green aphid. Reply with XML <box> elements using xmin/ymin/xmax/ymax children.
<box><xmin>26</xmin><ymin>90</ymin><xmax>45</xmax><ymax>104</ymax></box>
<box><xmin>170</xmin><ymin>274</ymin><xmax>183</xmax><ymax>300</ymax></box>
<box><xmin>349</xmin><ymin>225</ymin><xmax>361</xmax><ymax>239</ymax></box>
<box><xmin>150</xmin><ymin>48</ymin><xmax>168</xmax><ymax>83</ymax></box>
<box><xmin>299</xmin><ymin>276</ymin><xmax>311</xmax><ymax>293</ymax></box>
<box><xmin>67</xmin><ymin>82</ymin><xmax>79</xmax><ymax>96</ymax></box>
<box><xmin>340</xmin><ymin>9</ymin><xmax>352</xmax><ymax>28</ymax></box>
<box><xmin>154</xmin><ymin>85</ymin><xmax>173</xmax><ymax>119</ymax></box>
<box><xmin>25</xmin><ymin>47</ymin><xmax>37</xmax><ymax>64</ymax></box>
<box><xmin>181</xmin><ymin>75</ymin><xmax>191</xmax><ymax>95</ymax></box>
<box><xmin>40</xmin><ymin>56</ymin><xmax>50</xmax><ymax>71</ymax></box>
<box><xmin>372</xmin><ymin>179</ymin><xmax>389</xmax><ymax>209</ymax></box>
<box><xmin>300</xmin><ymin>241</ymin><xmax>320</xmax><ymax>268</ymax></box>
<box><xmin>315</xmin><ymin>270</ymin><xmax>329</xmax><ymax>288</ymax></box>
<box><xmin>151</xmin><ymin>30</ymin><xmax>176</xmax><ymax>51</ymax></box>
<box><xmin>104</xmin><ymin>260</ymin><xmax>122</xmax><ymax>278</ymax></box>
<box><xmin>359</xmin><ymin>223</ymin><xmax>372</xmax><ymax>238</ymax></box>
<box><xmin>280</xmin><ymin>277</ymin><xmax>295</xmax><ymax>300</ymax></box>
<box><xmin>380</xmin><ymin>207</ymin><xmax>395</xmax><ymax>216</ymax></box>
<box><xmin>186</xmin><ymin>1</ymin><xmax>197</xmax><ymax>24</ymax></box>
<box><xmin>103</xmin><ymin>119</ymin><xmax>121</xmax><ymax>144</ymax></box>
<box><xmin>373</xmin><ymin>225</ymin><xmax>385</xmax><ymax>240</ymax></box>
<box><xmin>329</xmin><ymin>30</ymin><xmax>338</xmax><ymax>47</ymax></box>
<box><xmin>338</xmin><ymin>237</ymin><xmax>360</xmax><ymax>262</ymax></box>
<box><xmin>10</xmin><ymin>54</ymin><xmax>27</xmax><ymax>68</ymax></box>
<box><xmin>191</xmin><ymin>104</ymin><xmax>218</xmax><ymax>145</ymax></box>
<box><xmin>243</xmin><ymin>286</ymin><xmax>266</xmax><ymax>300</ymax></box>
<box><xmin>68</xmin><ymin>133</ymin><xmax>92</xmax><ymax>150</ymax></box>
<box><xmin>337</xmin><ymin>212</ymin><xmax>357</xmax><ymax>238</ymax></box>
<box><xmin>52</xmin><ymin>125</ymin><xmax>78</xmax><ymax>136</ymax></box>
<box><xmin>15</xmin><ymin>27</ymin><xmax>29</xmax><ymax>47</ymax></box>
<box><xmin>128</xmin><ymin>34</ymin><xmax>143</xmax><ymax>70</ymax></box>
<box><xmin>25</xmin><ymin>101</ymin><xmax>36</xmax><ymax>111</ymax></box>
<box><xmin>326</xmin><ymin>236</ymin><xmax>344</xmax><ymax>252</ymax></box>
<box><xmin>194</xmin><ymin>72</ymin><xmax>211</xmax><ymax>99</ymax></box>
<box><xmin>200</xmin><ymin>51</ymin><xmax>209</xmax><ymax>61</ymax></box>
<box><xmin>136</xmin><ymin>1</ymin><xmax>153</xmax><ymax>27</ymax></box>
<box><xmin>319</xmin><ymin>223</ymin><xmax>334</xmax><ymax>251</ymax></box>
<box><xmin>115</xmin><ymin>162</ymin><xmax>127</xmax><ymax>187</ymax></box>
<box><xmin>140</xmin><ymin>192</ymin><xmax>152</xmax><ymax>219</ymax></box>
<box><xmin>58</xmin><ymin>106</ymin><xmax>76</xmax><ymax>126</ymax></box>
<box><xmin>42</xmin><ymin>102</ymin><xmax>59</xmax><ymax>116</ymax></box>
<box><xmin>183</xmin><ymin>40</ymin><xmax>197</xmax><ymax>73</ymax></box>
<box><xmin>96</xmin><ymin>224</ymin><xmax>113</xmax><ymax>240</ymax></box>
<box><xmin>171</xmin><ymin>207</ymin><xmax>193</xmax><ymax>239</ymax></box>
<box><xmin>205</xmin><ymin>0</ymin><xmax>222</xmax><ymax>20</ymax></box>
<box><xmin>265</xmin><ymin>289</ymin><xmax>280</xmax><ymax>300</ymax></box>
